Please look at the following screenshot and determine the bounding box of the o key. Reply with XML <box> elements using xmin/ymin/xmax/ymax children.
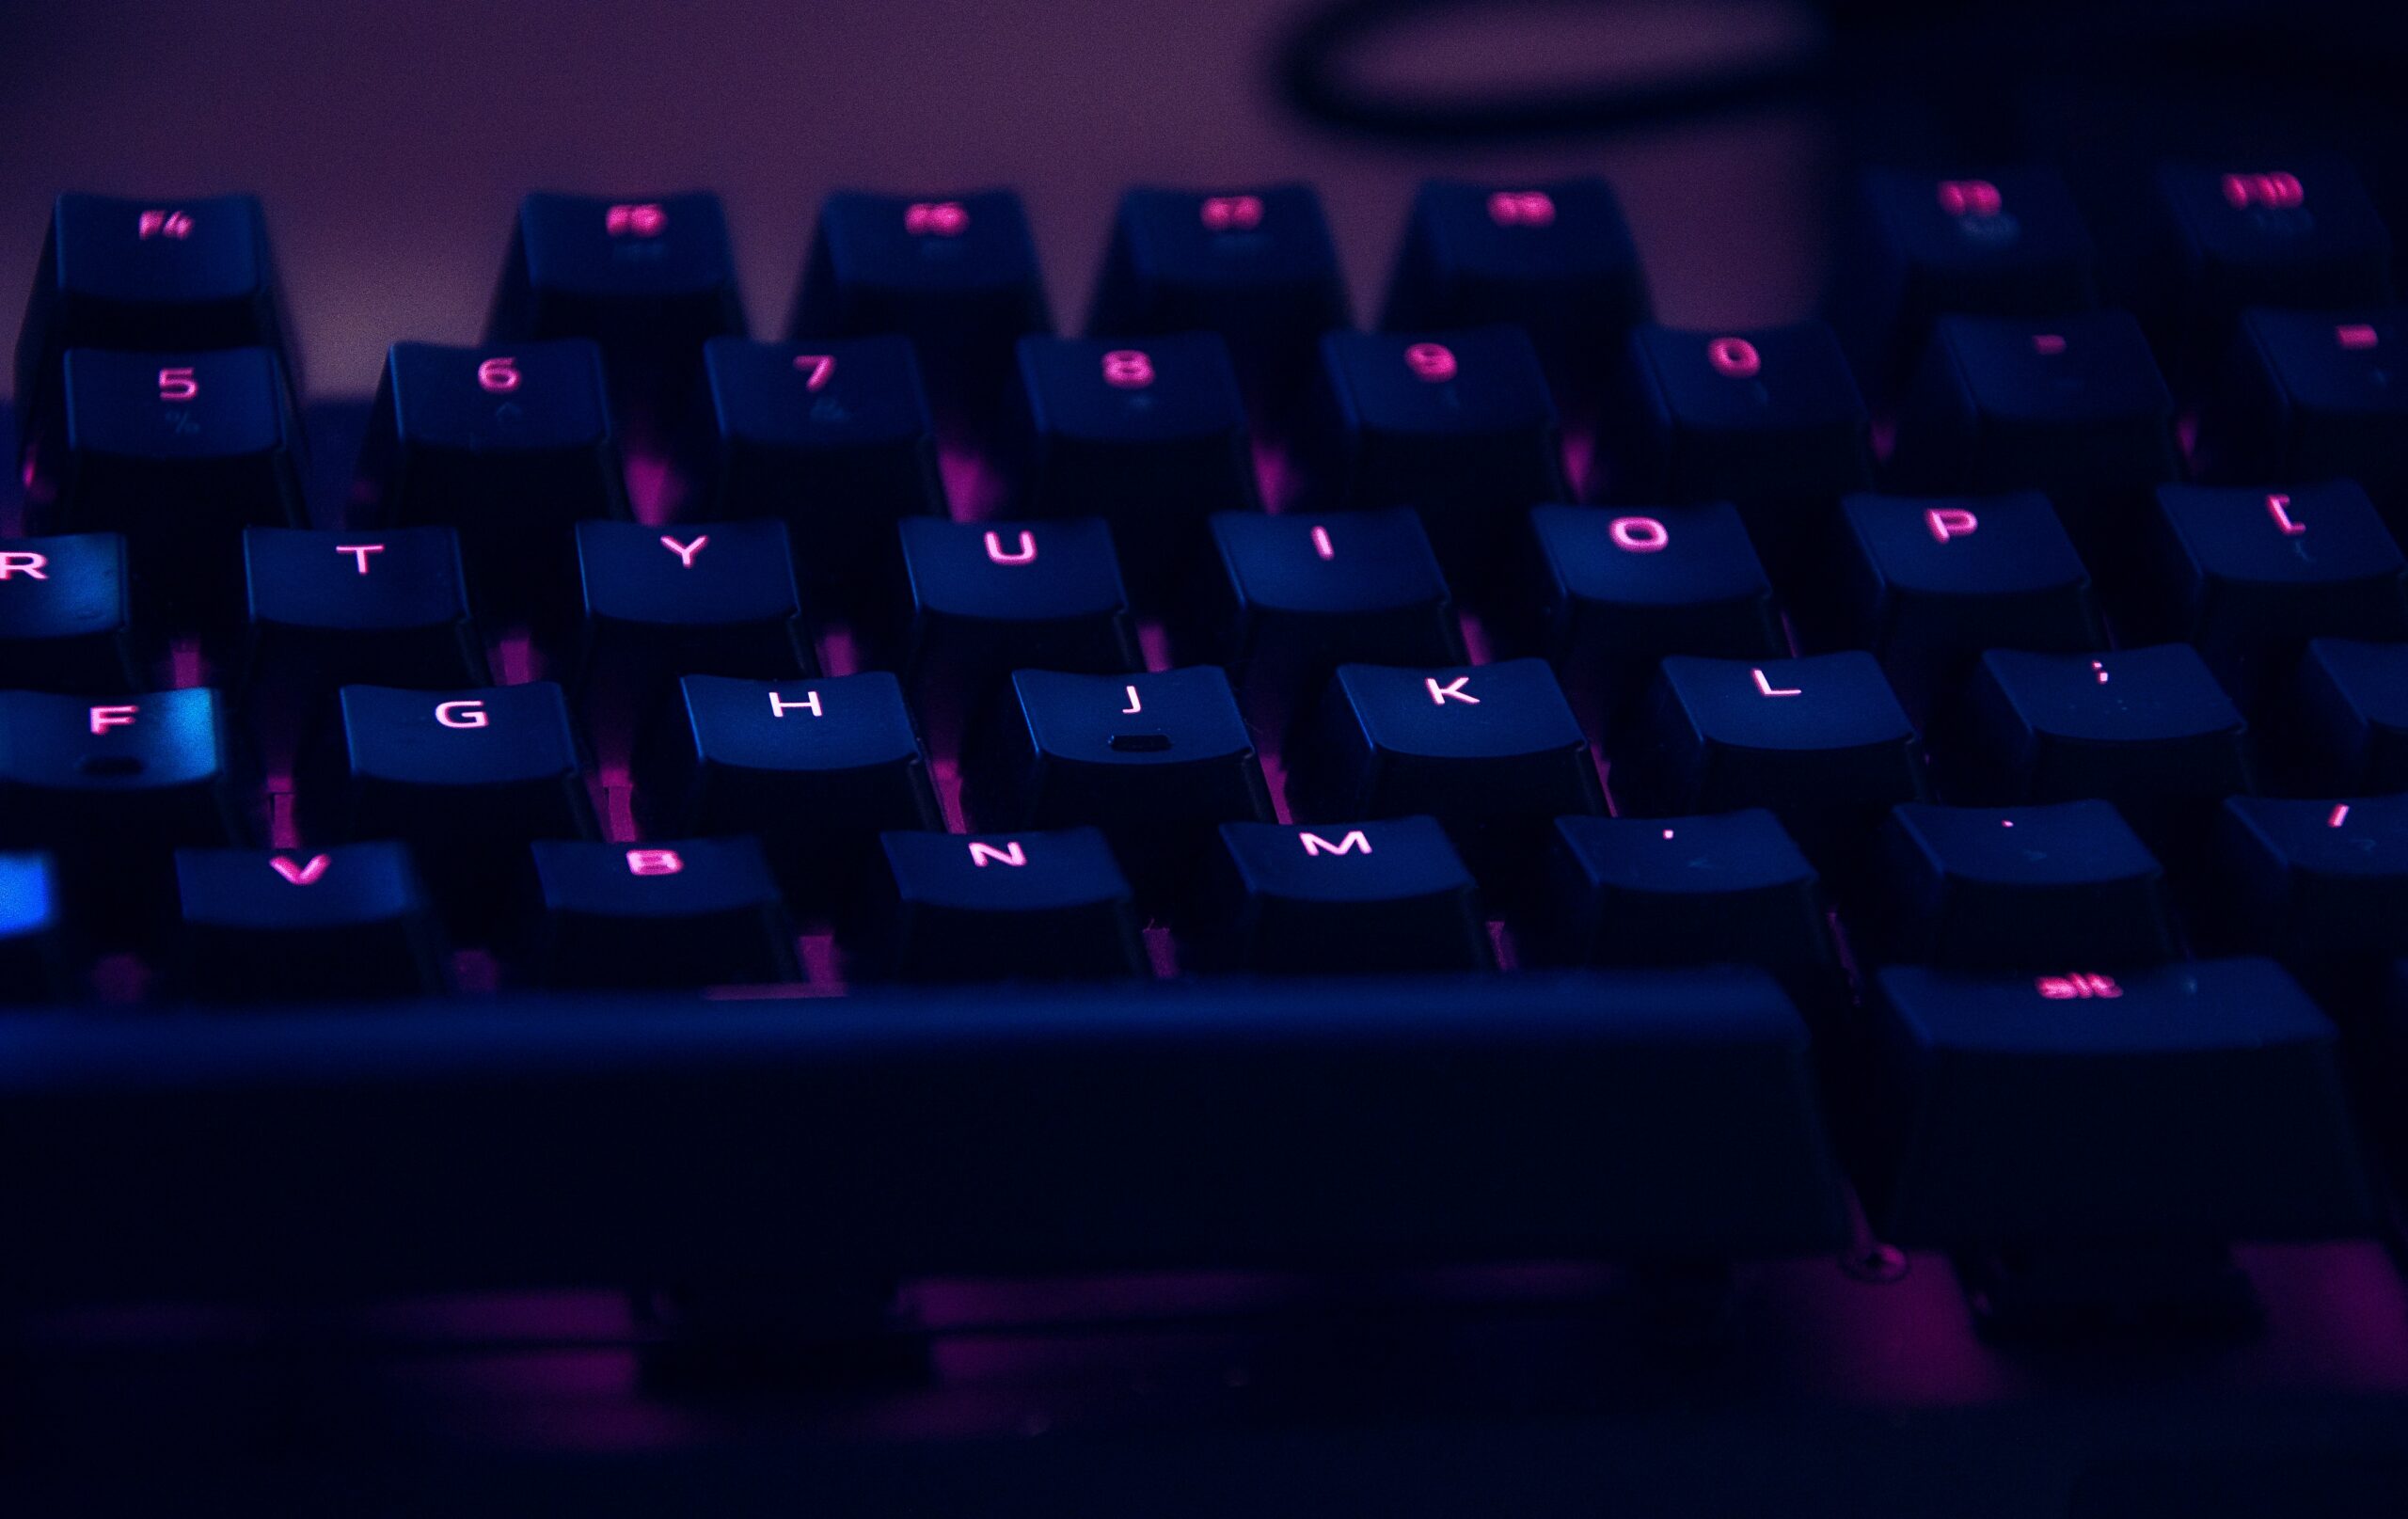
<box><xmin>1707</xmin><ymin>338</ymin><xmax>1761</xmax><ymax>379</ymax></box>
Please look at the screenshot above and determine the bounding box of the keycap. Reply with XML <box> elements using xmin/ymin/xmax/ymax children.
<box><xmin>1087</xmin><ymin>183</ymin><xmax>1349</xmax><ymax>423</ymax></box>
<box><xmin>853</xmin><ymin>827</ymin><xmax>1146</xmax><ymax>981</ymax></box>
<box><xmin>1380</xmin><ymin>177</ymin><xmax>1651</xmax><ymax>414</ymax></box>
<box><xmin>1829</xmin><ymin>167</ymin><xmax>2098</xmax><ymax>391</ymax></box>
<box><xmin>790</xmin><ymin>189</ymin><xmax>1051</xmax><ymax>435</ymax></box>
<box><xmin>1830</xmin><ymin>492</ymin><xmax>2102</xmax><ymax>716</ymax></box>
<box><xmin>1198</xmin><ymin>508</ymin><xmax>1463</xmax><ymax>730</ymax></box>
<box><xmin>2287</xmin><ymin>638</ymin><xmax>2408</xmax><ymax>793</ymax></box>
<box><xmin>1529</xmin><ymin>811</ymin><xmax>1836</xmax><ymax>1002</ymax></box>
<box><xmin>2149</xmin><ymin>162</ymin><xmax>2393</xmax><ymax>372</ymax></box>
<box><xmin>2216</xmin><ymin>796</ymin><xmax>2408</xmax><ymax>984</ymax></box>
<box><xmin>564</xmin><ymin>519</ymin><xmax>812</xmax><ymax>715</ymax></box>
<box><xmin>1616</xmin><ymin>652</ymin><xmax>1925</xmax><ymax>865</ymax></box>
<box><xmin>967</xmin><ymin>667</ymin><xmax>1271</xmax><ymax>906</ymax></box>
<box><xmin>1005</xmin><ymin>333</ymin><xmax>1257</xmax><ymax>578</ymax></box>
<box><xmin>1887</xmin><ymin>312</ymin><xmax>2178</xmax><ymax>509</ymax></box>
<box><xmin>892</xmin><ymin>516</ymin><xmax>1139</xmax><ymax>749</ymax></box>
<box><xmin>311</xmin><ymin>683</ymin><xmax>594</xmax><ymax>929</ymax></box>
<box><xmin>0</xmin><ymin>854</ymin><xmax>73</xmax><ymax>1004</ymax></box>
<box><xmin>1877</xmin><ymin>800</ymin><xmax>2177</xmax><ymax>971</ymax></box>
<box><xmin>2137</xmin><ymin>482</ymin><xmax>2408</xmax><ymax>706</ymax></box>
<box><xmin>1861</xmin><ymin>957</ymin><xmax>2369</xmax><ymax>1244</ymax></box>
<box><xmin>0</xmin><ymin>532</ymin><xmax>141</xmax><ymax>693</ymax></box>
<box><xmin>15</xmin><ymin>193</ymin><xmax>293</xmax><ymax>429</ymax></box>
<box><xmin>1951</xmin><ymin>645</ymin><xmax>2252</xmax><ymax>844</ymax></box>
<box><xmin>1288</xmin><ymin>658</ymin><xmax>1602</xmax><ymax>892</ymax></box>
<box><xmin>354</xmin><ymin>340</ymin><xmax>627</xmax><ymax>616</ymax></box>
<box><xmin>2199</xmin><ymin>307</ymin><xmax>2408</xmax><ymax>505</ymax></box>
<box><xmin>1520</xmin><ymin>502</ymin><xmax>1784</xmax><ymax>725</ymax></box>
<box><xmin>525</xmin><ymin>837</ymin><xmax>795</xmax><ymax>989</ymax></box>
<box><xmin>1303</xmin><ymin>324</ymin><xmax>1565</xmax><ymax>580</ymax></box>
<box><xmin>172</xmin><ymin>843</ymin><xmax>447</xmax><ymax>1000</ymax></box>
<box><xmin>1192</xmin><ymin>817</ymin><xmax>1490</xmax><ymax>974</ymax></box>
<box><xmin>701</xmin><ymin>335</ymin><xmax>943</xmax><ymax>617</ymax></box>
<box><xmin>641</xmin><ymin>672</ymin><xmax>941</xmax><ymax>910</ymax></box>
<box><xmin>0</xmin><ymin>688</ymin><xmax>246</xmax><ymax>931</ymax></box>
<box><xmin>237</xmin><ymin>528</ymin><xmax>486</xmax><ymax>705</ymax></box>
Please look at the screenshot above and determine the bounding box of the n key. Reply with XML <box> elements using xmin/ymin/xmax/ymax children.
<box><xmin>852</xmin><ymin>827</ymin><xmax>1146</xmax><ymax>981</ymax></box>
<box><xmin>173</xmin><ymin>843</ymin><xmax>447</xmax><ymax>1000</ymax></box>
<box><xmin>1193</xmin><ymin>816</ymin><xmax>1491</xmax><ymax>974</ymax></box>
<box><xmin>525</xmin><ymin>838</ymin><xmax>796</xmax><ymax>989</ymax></box>
<box><xmin>0</xmin><ymin>532</ymin><xmax>142</xmax><ymax>693</ymax></box>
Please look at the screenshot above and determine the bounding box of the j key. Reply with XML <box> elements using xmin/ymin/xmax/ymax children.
<box><xmin>1200</xmin><ymin>508</ymin><xmax>1463</xmax><ymax>729</ymax></box>
<box><xmin>173</xmin><ymin>843</ymin><xmax>447</xmax><ymax>1000</ymax></box>
<box><xmin>641</xmin><ymin>672</ymin><xmax>941</xmax><ymax>910</ymax></box>
<box><xmin>2151</xmin><ymin>162</ymin><xmax>2393</xmax><ymax>372</ymax></box>
<box><xmin>893</xmin><ymin>516</ymin><xmax>1139</xmax><ymax>750</ymax></box>
<box><xmin>0</xmin><ymin>532</ymin><xmax>141</xmax><ymax>693</ymax></box>
<box><xmin>854</xmin><ymin>827</ymin><xmax>1146</xmax><ymax>982</ymax></box>
<box><xmin>1861</xmin><ymin>957</ymin><xmax>2368</xmax><ymax>1245</ymax></box>
<box><xmin>1830</xmin><ymin>492</ymin><xmax>2102</xmax><ymax>717</ymax></box>
<box><xmin>1531</xmin><ymin>811</ymin><xmax>1836</xmax><ymax>1003</ymax></box>
<box><xmin>1522</xmin><ymin>502</ymin><xmax>1783</xmax><ymax>726</ymax></box>
<box><xmin>0</xmin><ymin>854</ymin><xmax>72</xmax><ymax>1004</ymax></box>
<box><xmin>1086</xmin><ymin>183</ymin><xmax>1349</xmax><ymax>424</ymax></box>
<box><xmin>525</xmin><ymin>837</ymin><xmax>795</xmax><ymax>989</ymax></box>
<box><xmin>2138</xmin><ymin>482</ymin><xmax>2408</xmax><ymax>706</ymax></box>
<box><xmin>967</xmin><ymin>667</ymin><xmax>1271</xmax><ymax>907</ymax></box>
<box><xmin>1877</xmin><ymin>800</ymin><xmax>2177</xmax><ymax>971</ymax></box>
<box><xmin>312</xmin><ymin>683</ymin><xmax>595</xmax><ymax>931</ymax></box>
<box><xmin>1887</xmin><ymin>312</ymin><xmax>2178</xmax><ymax>509</ymax></box>
<box><xmin>2217</xmin><ymin>796</ymin><xmax>2408</xmax><ymax>984</ymax></box>
<box><xmin>0</xmin><ymin>688</ymin><xmax>245</xmax><ymax>932</ymax></box>
<box><xmin>1193</xmin><ymin>816</ymin><xmax>1490</xmax><ymax>974</ymax></box>
<box><xmin>1380</xmin><ymin>177</ymin><xmax>1652</xmax><ymax>414</ymax></box>
<box><xmin>1952</xmin><ymin>644</ymin><xmax>2252</xmax><ymax>844</ymax></box>
<box><xmin>790</xmin><ymin>189</ymin><xmax>1051</xmax><ymax>436</ymax></box>
<box><xmin>1006</xmin><ymin>333</ymin><xmax>1257</xmax><ymax>578</ymax></box>
<box><xmin>565</xmin><ymin>520</ymin><xmax>812</xmax><ymax>716</ymax></box>
<box><xmin>1305</xmin><ymin>325</ymin><xmax>1565</xmax><ymax>581</ymax></box>
<box><xmin>238</xmin><ymin>528</ymin><xmax>486</xmax><ymax>705</ymax></box>
<box><xmin>15</xmin><ymin>193</ymin><xmax>293</xmax><ymax>428</ymax></box>
<box><xmin>1830</xmin><ymin>167</ymin><xmax>2097</xmax><ymax>392</ymax></box>
<box><xmin>1289</xmin><ymin>658</ymin><xmax>1602</xmax><ymax>893</ymax></box>
<box><xmin>354</xmin><ymin>340</ymin><xmax>627</xmax><ymax>616</ymax></box>
<box><xmin>1618</xmin><ymin>653</ymin><xmax>1925</xmax><ymax>866</ymax></box>
<box><xmin>2200</xmin><ymin>308</ymin><xmax>2408</xmax><ymax>504</ymax></box>
<box><xmin>2288</xmin><ymin>638</ymin><xmax>2408</xmax><ymax>793</ymax></box>
<box><xmin>702</xmin><ymin>335</ymin><xmax>943</xmax><ymax>617</ymax></box>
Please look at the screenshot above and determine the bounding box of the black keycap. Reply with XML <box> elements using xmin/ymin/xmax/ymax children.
<box><xmin>641</xmin><ymin>672</ymin><xmax>941</xmax><ymax>910</ymax></box>
<box><xmin>1830</xmin><ymin>167</ymin><xmax>2097</xmax><ymax>391</ymax></box>
<box><xmin>1530</xmin><ymin>811</ymin><xmax>1836</xmax><ymax>1003</ymax></box>
<box><xmin>1877</xmin><ymin>800</ymin><xmax>2177</xmax><ymax>971</ymax></box>
<box><xmin>702</xmin><ymin>335</ymin><xmax>943</xmax><ymax>617</ymax></box>
<box><xmin>173</xmin><ymin>843</ymin><xmax>447</xmax><ymax>1000</ymax></box>
<box><xmin>2137</xmin><ymin>481</ymin><xmax>2408</xmax><ymax>706</ymax></box>
<box><xmin>855</xmin><ymin>827</ymin><xmax>1146</xmax><ymax>981</ymax></box>
<box><xmin>893</xmin><ymin>516</ymin><xmax>1139</xmax><ymax>749</ymax></box>
<box><xmin>354</xmin><ymin>340</ymin><xmax>627</xmax><ymax>617</ymax></box>
<box><xmin>2217</xmin><ymin>796</ymin><xmax>2408</xmax><ymax>989</ymax></box>
<box><xmin>0</xmin><ymin>532</ymin><xmax>141</xmax><ymax>692</ymax></box>
<box><xmin>790</xmin><ymin>189</ymin><xmax>1051</xmax><ymax>436</ymax></box>
<box><xmin>1304</xmin><ymin>324</ymin><xmax>1564</xmax><ymax>580</ymax></box>
<box><xmin>525</xmin><ymin>836</ymin><xmax>795</xmax><ymax>989</ymax></box>
<box><xmin>238</xmin><ymin>527</ymin><xmax>486</xmax><ymax>706</ymax></box>
<box><xmin>0</xmin><ymin>854</ymin><xmax>73</xmax><ymax>1004</ymax></box>
<box><xmin>1830</xmin><ymin>491</ymin><xmax>2102</xmax><ymax>717</ymax></box>
<box><xmin>2288</xmin><ymin>638</ymin><xmax>2408</xmax><ymax>794</ymax></box>
<box><xmin>312</xmin><ymin>683</ymin><xmax>595</xmax><ymax>930</ymax></box>
<box><xmin>1289</xmin><ymin>658</ymin><xmax>1602</xmax><ymax>893</ymax></box>
<box><xmin>1193</xmin><ymin>816</ymin><xmax>1490</xmax><ymax>974</ymax></box>
<box><xmin>1888</xmin><ymin>312</ymin><xmax>2178</xmax><ymax>510</ymax></box>
<box><xmin>1199</xmin><ymin>508</ymin><xmax>1463</xmax><ymax>730</ymax></box>
<box><xmin>15</xmin><ymin>193</ymin><xmax>293</xmax><ymax>429</ymax></box>
<box><xmin>1521</xmin><ymin>502</ymin><xmax>1784</xmax><ymax>726</ymax></box>
<box><xmin>1617</xmin><ymin>652</ymin><xmax>1925</xmax><ymax>866</ymax></box>
<box><xmin>1087</xmin><ymin>183</ymin><xmax>1349</xmax><ymax>424</ymax></box>
<box><xmin>2150</xmin><ymin>161</ymin><xmax>2393</xmax><ymax>372</ymax></box>
<box><xmin>1380</xmin><ymin>177</ymin><xmax>1651</xmax><ymax>415</ymax></box>
<box><xmin>565</xmin><ymin>519</ymin><xmax>812</xmax><ymax>716</ymax></box>
<box><xmin>2200</xmin><ymin>307</ymin><xmax>2408</xmax><ymax>506</ymax></box>
<box><xmin>1006</xmin><ymin>333</ymin><xmax>1257</xmax><ymax>578</ymax></box>
<box><xmin>967</xmin><ymin>667</ymin><xmax>1271</xmax><ymax>906</ymax></box>
<box><xmin>1861</xmin><ymin>957</ymin><xmax>2369</xmax><ymax>1245</ymax></box>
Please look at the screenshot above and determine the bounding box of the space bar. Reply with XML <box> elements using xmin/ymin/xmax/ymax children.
<box><xmin>0</xmin><ymin>970</ymin><xmax>1849</xmax><ymax>1303</ymax></box>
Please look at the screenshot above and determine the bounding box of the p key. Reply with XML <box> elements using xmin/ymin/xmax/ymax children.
<box><xmin>526</xmin><ymin>837</ymin><xmax>796</xmax><ymax>989</ymax></box>
<box><xmin>173</xmin><ymin>843</ymin><xmax>447</xmax><ymax>1000</ymax></box>
<box><xmin>1194</xmin><ymin>816</ymin><xmax>1490</xmax><ymax>974</ymax></box>
<box><xmin>0</xmin><ymin>532</ymin><xmax>142</xmax><ymax>693</ymax></box>
<box><xmin>854</xmin><ymin>827</ymin><xmax>1146</xmax><ymax>982</ymax></box>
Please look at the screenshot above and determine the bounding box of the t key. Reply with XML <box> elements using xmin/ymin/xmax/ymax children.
<box><xmin>238</xmin><ymin>528</ymin><xmax>487</xmax><ymax>708</ymax></box>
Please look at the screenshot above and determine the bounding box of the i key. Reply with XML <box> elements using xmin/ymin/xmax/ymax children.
<box><xmin>173</xmin><ymin>843</ymin><xmax>447</xmax><ymax>1000</ymax></box>
<box><xmin>1877</xmin><ymin>800</ymin><xmax>2178</xmax><ymax>972</ymax></box>
<box><xmin>565</xmin><ymin>520</ymin><xmax>813</xmax><ymax>718</ymax></box>
<box><xmin>2287</xmin><ymin>638</ymin><xmax>2408</xmax><ymax>794</ymax></box>
<box><xmin>0</xmin><ymin>854</ymin><xmax>73</xmax><ymax>1004</ymax></box>
<box><xmin>526</xmin><ymin>837</ymin><xmax>796</xmax><ymax>989</ymax></box>
<box><xmin>238</xmin><ymin>528</ymin><xmax>486</xmax><ymax>708</ymax></box>
<box><xmin>2151</xmin><ymin>162</ymin><xmax>2394</xmax><ymax>373</ymax></box>
<box><xmin>0</xmin><ymin>532</ymin><xmax>142</xmax><ymax>692</ymax></box>
<box><xmin>2200</xmin><ymin>308</ymin><xmax>2408</xmax><ymax>506</ymax></box>
<box><xmin>853</xmin><ymin>827</ymin><xmax>1147</xmax><ymax>981</ymax></box>
<box><xmin>1193</xmin><ymin>816</ymin><xmax>1491</xmax><ymax>974</ymax></box>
